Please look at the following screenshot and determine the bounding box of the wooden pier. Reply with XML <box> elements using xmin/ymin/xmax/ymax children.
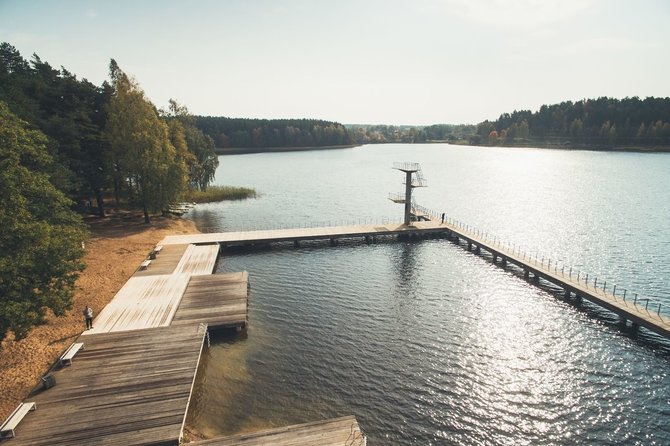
<box><xmin>6</xmin><ymin>236</ymin><xmax>366</xmax><ymax>445</ymax></box>
<box><xmin>440</xmin><ymin>222</ymin><xmax>670</xmax><ymax>339</ymax></box>
<box><xmin>6</xmin><ymin>326</ymin><xmax>206</xmax><ymax>446</ymax></box>
<box><xmin>193</xmin><ymin>415</ymin><xmax>365</xmax><ymax>446</ymax></box>
<box><xmin>158</xmin><ymin>221</ymin><xmax>446</xmax><ymax>248</ymax></box>
<box><xmin>83</xmin><ymin>243</ymin><xmax>228</xmax><ymax>335</ymax></box>
<box><xmin>158</xmin><ymin>220</ymin><xmax>669</xmax><ymax>340</ymax></box>
<box><xmin>172</xmin><ymin>272</ymin><xmax>250</xmax><ymax>329</ymax></box>
<box><xmin>83</xmin><ymin>273</ymin><xmax>192</xmax><ymax>334</ymax></box>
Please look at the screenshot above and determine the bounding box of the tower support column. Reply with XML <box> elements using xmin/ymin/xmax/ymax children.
<box><xmin>404</xmin><ymin>171</ymin><xmax>412</xmax><ymax>225</ymax></box>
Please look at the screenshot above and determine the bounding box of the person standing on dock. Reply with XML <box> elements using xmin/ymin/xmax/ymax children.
<box><xmin>441</xmin><ymin>213</ymin><xmax>445</xmax><ymax>224</ymax></box>
<box><xmin>83</xmin><ymin>305</ymin><xmax>93</xmax><ymax>330</ymax></box>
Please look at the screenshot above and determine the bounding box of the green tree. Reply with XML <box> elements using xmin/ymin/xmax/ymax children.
<box><xmin>0</xmin><ymin>43</ymin><xmax>112</xmax><ymax>216</ymax></box>
<box><xmin>569</xmin><ymin>118</ymin><xmax>584</xmax><ymax>139</ymax></box>
<box><xmin>105</xmin><ymin>60</ymin><xmax>186</xmax><ymax>223</ymax></box>
<box><xmin>0</xmin><ymin>102</ymin><xmax>86</xmax><ymax>340</ymax></box>
<box><xmin>517</xmin><ymin>119</ymin><xmax>530</xmax><ymax>138</ymax></box>
<box><xmin>164</xmin><ymin>99</ymin><xmax>219</xmax><ymax>190</ymax></box>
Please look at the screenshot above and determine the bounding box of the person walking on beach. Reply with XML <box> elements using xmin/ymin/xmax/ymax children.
<box><xmin>441</xmin><ymin>213</ymin><xmax>445</xmax><ymax>224</ymax></box>
<box><xmin>83</xmin><ymin>305</ymin><xmax>93</xmax><ymax>330</ymax></box>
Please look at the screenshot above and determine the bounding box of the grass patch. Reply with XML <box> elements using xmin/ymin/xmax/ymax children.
<box><xmin>183</xmin><ymin>185</ymin><xmax>257</xmax><ymax>203</ymax></box>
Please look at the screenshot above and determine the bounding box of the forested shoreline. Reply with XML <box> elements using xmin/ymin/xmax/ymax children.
<box><xmin>195</xmin><ymin>116</ymin><xmax>354</xmax><ymax>149</ymax></box>
<box><xmin>0</xmin><ymin>42</ymin><xmax>222</xmax><ymax>339</ymax></box>
<box><xmin>471</xmin><ymin>97</ymin><xmax>670</xmax><ymax>149</ymax></box>
<box><xmin>344</xmin><ymin>98</ymin><xmax>670</xmax><ymax>151</ymax></box>
<box><xmin>347</xmin><ymin>123</ymin><xmax>476</xmax><ymax>145</ymax></box>
<box><xmin>0</xmin><ymin>43</ymin><xmax>221</xmax><ymax>220</ymax></box>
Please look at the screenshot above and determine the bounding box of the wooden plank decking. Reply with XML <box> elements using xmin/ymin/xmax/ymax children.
<box><xmin>442</xmin><ymin>222</ymin><xmax>670</xmax><ymax>339</ymax></box>
<box><xmin>8</xmin><ymin>326</ymin><xmax>206</xmax><ymax>446</ymax></box>
<box><xmin>82</xmin><ymin>274</ymin><xmax>191</xmax><ymax>335</ymax></box>
<box><xmin>133</xmin><ymin>244</ymin><xmax>189</xmax><ymax>277</ymax></box>
<box><xmin>158</xmin><ymin>221</ymin><xmax>444</xmax><ymax>247</ymax></box>
<box><xmin>193</xmin><ymin>415</ymin><xmax>365</xmax><ymax>446</ymax></box>
<box><xmin>158</xmin><ymin>220</ymin><xmax>669</xmax><ymax>339</ymax></box>
<box><xmin>82</xmin><ymin>243</ymin><xmax>221</xmax><ymax>335</ymax></box>
<box><xmin>172</xmin><ymin>272</ymin><xmax>249</xmax><ymax>329</ymax></box>
<box><xmin>173</xmin><ymin>244</ymin><xmax>220</xmax><ymax>275</ymax></box>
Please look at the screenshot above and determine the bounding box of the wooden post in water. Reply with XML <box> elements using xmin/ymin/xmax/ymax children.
<box><xmin>619</xmin><ymin>315</ymin><xmax>627</xmax><ymax>328</ymax></box>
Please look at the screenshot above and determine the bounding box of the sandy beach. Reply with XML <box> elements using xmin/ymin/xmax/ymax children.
<box><xmin>0</xmin><ymin>212</ymin><xmax>199</xmax><ymax>421</ymax></box>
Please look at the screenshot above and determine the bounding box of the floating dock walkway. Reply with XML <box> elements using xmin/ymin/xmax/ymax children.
<box><xmin>158</xmin><ymin>221</ymin><xmax>447</xmax><ymax>247</ymax></box>
<box><xmin>159</xmin><ymin>220</ymin><xmax>669</xmax><ymax>340</ymax></box>
<box><xmin>439</xmin><ymin>220</ymin><xmax>670</xmax><ymax>339</ymax></box>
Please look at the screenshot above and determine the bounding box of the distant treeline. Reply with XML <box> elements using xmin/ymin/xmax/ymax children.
<box><xmin>347</xmin><ymin>124</ymin><xmax>476</xmax><ymax>144</ymax></box>
<box><xmin>195</xmin><ymin>116</ymin><xmax>354</xmax><ymax>149</ymax></box>
<box><xmin>473</xmin><ymin>97</ymin><xmax>670</xmax><ymax>148</ymax></box>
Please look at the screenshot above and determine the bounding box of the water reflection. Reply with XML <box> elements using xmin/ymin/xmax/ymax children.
<box><xmin>391</xmin><ymin>241</ymin><xmax>421</xmax><ymax>296</ymax></box>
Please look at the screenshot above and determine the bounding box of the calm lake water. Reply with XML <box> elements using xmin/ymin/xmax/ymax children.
<box><xmin>186</xmin><ymin>144</ymin><xmax>670</xmax><ymax>445</ymax></box>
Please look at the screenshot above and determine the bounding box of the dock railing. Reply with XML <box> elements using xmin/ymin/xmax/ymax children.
<box><xmin>422</xmin><ymin>205</ymin><xmax>669</xmax><ymax>325</ymax></box>
<box><xmin>191</xmin><ymin>205</ymin><xmax>668</xmax><ymax>326</ymax></box>
<box><xmin>392</xmin><ymin>161</ymin><xmax>420</xmax><ymax>172</ymax></box>
<box><xmin>195</xmin><ymin>216</ymin><xmax>405</xmax><ymax>234</ymax></box>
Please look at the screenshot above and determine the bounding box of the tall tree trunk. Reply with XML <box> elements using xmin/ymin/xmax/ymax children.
<box><xmin>143</xmin><ymin>204</ymin><xmax>150</xmax><ymax>224</ymax></box>
<box><xmin>113</xmin><ymin>177</ymin><xmax>120</xmax><ymax>206</ymax></box>
<box><xmin>141</xmin><ymin>181</ymin><xmax>150</xmax><ymax>224</ymax></box>
<box><xmin>94</xmin><ymin>187</ymin><xmax>106</xmax><ymax>217</ymax></box>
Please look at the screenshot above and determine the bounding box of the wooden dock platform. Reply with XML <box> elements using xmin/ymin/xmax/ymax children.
<box><xmin>134</xmin><ymin>243</ymin><xmax>189</xmax><ymax>276</ymax></box>
<box><xmin>83</xmin><ymin>243</ymin><xmax>223</xmax><ymax>335</ymax></box>
<box><xmin>158</xmin><ymin>220</ymin><xmax>669</xmax><ymax>340</ymax></box>
<box><xmin>132</xmin><ymin>243</ymin><xmax>219</xmax><ymax>277</ymax></box>
<box><xmin>172</xmin><ymin>272</ymin><xmax>249</xmax><ymax>329</ymax></box>
<box><xmin>158</xmin><ymin>221</ymin><xmax>446</xmax><ymax>247</ymax></box>
<box><xmin>192</xmin><ymin>415</ymin><xmax>365</xmax><ymax>446</ymax></box>
<box><xmin>82</xmin><ymin>274</ymin><xmax>191</xmax><ymax>335</ymax></box>
<box><xmin>443</xmin><ymin>223</ymin><xmax>670</xmax><ymax>339</ymax></box>
<box><xmin>8</xmin><ymin>326</ymin><xmax>206</xmax><ymax>446</ymax></box>
<box><xmin>173</xmin><ymin>244</ymin><xmax>220</xmax><ymax>275</ymax></box>
<box><xmin>7</xmin><ymin>229</ymin><xmax>367</xmax><ymax>445</ymax></box>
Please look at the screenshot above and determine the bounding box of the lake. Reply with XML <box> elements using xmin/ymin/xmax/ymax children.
<box><xmin>186</xmin><ymin>144</ymin><xmax>669</xmax><ymax>445</ymax></box>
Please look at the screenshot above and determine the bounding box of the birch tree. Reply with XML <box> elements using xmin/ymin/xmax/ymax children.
<box><xmin>105</xmin><ymin>60</ymin><xmax>186</xmax><ymax>223</ymax></box>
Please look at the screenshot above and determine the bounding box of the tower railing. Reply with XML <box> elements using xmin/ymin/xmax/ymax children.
<box><xmin>392</xmin><ymin>161</ymin><xmax>420</xmax><ymax>172</ymax></box>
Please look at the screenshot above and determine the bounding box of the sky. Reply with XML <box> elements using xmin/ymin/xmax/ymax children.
<box><xmin>1</xmin><ymin>0</ymin><xmax>669</xmax><ymax>125</ymax></box>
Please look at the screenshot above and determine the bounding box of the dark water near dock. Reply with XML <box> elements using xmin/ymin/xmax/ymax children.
<box><xmin>187</xmin><ymin>144</ymin><xmax>670</xmax><ymax>445</ymax></box>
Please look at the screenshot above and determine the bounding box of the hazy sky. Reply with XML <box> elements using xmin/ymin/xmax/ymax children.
<box><xmin>1</xmin><ymin>0</ymin><xmax>669</xmax><ymax>125</ymax></box>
